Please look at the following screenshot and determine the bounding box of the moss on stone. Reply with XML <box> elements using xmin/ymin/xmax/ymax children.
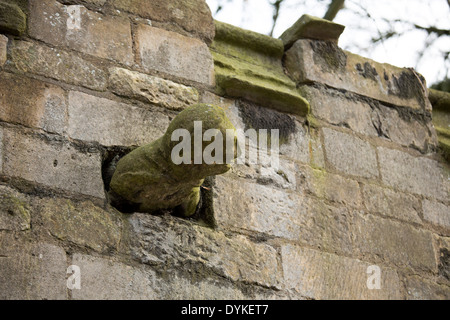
<box><xmin>109</xmin><ymin>104</ymin><xmax>237</xmax><ymax>217</ymax></box>
<box><xmin>0</xmin><ymin>1</ymin><xmax>26</xmax><ymax>36</ymax></box>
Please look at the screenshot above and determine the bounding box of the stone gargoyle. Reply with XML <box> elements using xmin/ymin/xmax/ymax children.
<box><xmin>109</xmin><ymin>103</ymin><xmax>237</xmax><ymax>217</ymax></box>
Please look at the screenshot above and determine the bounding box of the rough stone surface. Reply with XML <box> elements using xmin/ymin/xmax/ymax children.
<box><xmin>361</xmin><ymin>184</ymin><xmax>422</xmax><ymax>224</ymax></box>
<box><xmin>70</xmin><ymin>254</ymin><xmax>156</xmax><ymax>299</ymax></box>
<box><xmin>0</xmin><ymin>72</ymin><xmax>67</xmax><ymax>134</ymax></box>
<box><xmin>0</xmin><ymin>236</ymin><xmax>68</xmax><ymax>300</ymax></box>
<box><xmin>128</xmin><ymin>214</ymin><xmax>282</xmax><ymax>289</ymax></box>
<box><xmin>108</xmin><ymin>67</ymin><xmax>199</xmax><ymax>111</ymax></box>
<box><xmin>214</xmin><ymin>176</ymin><xmax>353</xmax><ymax>255</ymax></box>
<box><xmin>422</xmin><ymin>199</ymin><xmax>450</xmax><ymax>229</ymax></box>
<box><xmin>281</xmin><ymin>245</ymin><xmax>403</xmax><ymax>300</ymax></box>
<box><xmin>353</xmin><ymin>213</ymin><xmax>437</xmax><ymax>272</ymax></box>
<box><xmin>165</xmin><ymin>275</ymin><xmax>246</xmax><ymax>300</ymax></box>
<box><xmin>0</xmin><ymin>127</ymin><xmax>3</xmax><ymax>172</ymax></box>
<box><xmin>2</xmin><ymin>128</ymin><xmax>105</xmax><ymax>199</ymax></box>
<box><xmin>37</xmin><ymin>198</ymin><xmax>123</xmax><ymax>252</ymax></box>
<box><xmin>297</xmin><ymin>166</ymin><xmax>362</xmax><ymax>208</ymax></box>
<box><xmin>378</xmin><ymin>147</ymin><xmax>446</xmax><ymax>200</ymax></box>
<box><xmin>301</xmin><ymin>86</ymin><xmax>379</xmax><ymax>137</ymax></box>
<box><xmin>211</xmin><ymin>21</ymin><xmax>309</xmax><ymax>116</ymax></box>
<box><xmin>29</xmin><ymin>0</ymin><xmax>133</xmax><ymax>65</ymax></box>
<box><xmin>0</xmin><ymin>1</ymin><xmax>26</xmax><ymax>36</ymax></box>
<box><xmin>280</xmin><ymin>14</ymin><xmax>345</xmax><ymax>49</ymax></box>
<box><xmin>0</xmin><ymin>34</ymin><xmax>7</xmax><ymax>67</ymax></box>
<box><xmin>111</xmin><ymin>0</ymin><xmax>215</xmax><ymax>43</ymax></box>
<box><xmin>136</xmin><ymin>24</ymin><xmax>214</xmax><ymax>85</ymax></box>
<box><xmin>406</xmin><ymin>276</ymin><xmax>450</xmax><ymax>300</ymax></box>
<box><xmin>323</xmin><ymin>128</ymin><xmax>378</xmax><ymax>179</ymax></box>
<box><xmin>68</xmin><ymin>91</ymin><xmax>169</xmax><ymax>146</ymax></box>
<box><xmin>0</xmin><ymin>185</ymin><xmax>31</xmax><ymax>231</ymax></box>
<box><xmin>9</xmin><ymin>41</ymin><xmax>107</xmax><ymax>91</ymax></box>
<box><xmin>285</xmin><ymin>40</ymin><xmax>431</xmax><ymax>112</ymax></box>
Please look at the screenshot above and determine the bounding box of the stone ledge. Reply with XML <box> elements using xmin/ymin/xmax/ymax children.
<box><xmin>280</xmin><ymin>14</ymin><xmax>345</xmax><ymax>50</ymax></box>
<box><xmin>211</xmin><ymin>21</ymin><xmax>309</xmax><ymax>116</ymax></box>
<box><xmin>429</xmin><ymin>89</ymin><xmax>450</xmax><ymax>160</ymax></box>
<box><xmin>285</xmin><ymin>39</ymin><xmax>431</xmax><ymax>113</ymax></box>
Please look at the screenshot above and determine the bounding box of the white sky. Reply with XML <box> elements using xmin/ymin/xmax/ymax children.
<box><xmin>206</xmin><ymin>0</ymin><xmax>450</xmax><ymax>85</ymax></box>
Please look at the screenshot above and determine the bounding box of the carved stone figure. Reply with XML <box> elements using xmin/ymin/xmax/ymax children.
<box><xmin>109</xmin><ymin>103</ymin><xmax>236</xmax><ymax>217</ymax></box>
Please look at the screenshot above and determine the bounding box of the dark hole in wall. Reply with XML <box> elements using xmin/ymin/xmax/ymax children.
<box><xmin>101</xmin><ymin>147</ymin><xmax>216</xmax><ymax>228</ymax></box>
<box><xmin>439</xmin><ymin>248</ymin><xmax>450</xmax><ymax>281</ymax></box>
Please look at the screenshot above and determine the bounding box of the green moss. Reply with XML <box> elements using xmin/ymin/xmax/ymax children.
<box><xmin>0</xmin><ymin>1</ymin><xmax>26</xmax><ymax>36</ymax></box>
<box><xmin>110</xmin><ymin>104</ymin><xmax>237</xmax><ymax>217</ymax></box>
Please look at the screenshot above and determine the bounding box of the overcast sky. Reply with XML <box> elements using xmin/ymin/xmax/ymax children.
<box><xmin>205</xmin><ymin>0</ymin><xmax>450</xmax><ymax>85</ymax></box>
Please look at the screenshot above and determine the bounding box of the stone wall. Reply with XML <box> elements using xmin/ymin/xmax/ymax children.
<box><xmin>0</xmin><ymin>0</ymin><xmax>449</xmax><ymax>300</ymax></box>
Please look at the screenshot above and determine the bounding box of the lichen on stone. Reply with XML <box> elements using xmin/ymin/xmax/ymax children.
<box><xmin>109</xmin><ymin>103</ymin><xmax>237</xmax><ymax>217</ymax></box>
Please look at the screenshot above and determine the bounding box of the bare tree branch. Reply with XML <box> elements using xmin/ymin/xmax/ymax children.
<box><xmin>323</xmin><ymin>0</ymin><xmax>345</xmax><ymax>21</ymax></box>
<box><xmin>269</xmin><ymin>0</ymin><xmax>285</xmax><ymax>37</ymax></box>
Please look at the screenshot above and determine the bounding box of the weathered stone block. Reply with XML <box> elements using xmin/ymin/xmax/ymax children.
<box><xmin>111</xmin><ymin>0</ymin><xmax>215</xmax><ymax>43</ymax></box>
<box><xmin>285</xmin><ymin>39</ymin><xmax>431</xmax><ymax>112</ymax></box>
<box><xmin>0</xmin><ymin>34</ymin><xmax>7</xmax><ymax>67</ymax></box>
<box><xmin>0</xmin><ymin>236</ymin><xmax>67</xmax><ymax>300</ymax></box>
<box><xmin>301</xmin><ymin>85</ymin><xmax>379</xmax><ymax>137</ymax></box>
<box><xmin>422</xmin><ymin>199</ymin><xmax>450</xmax><ymax>229</ymax></box>
<box><xmin>323</xmin><ymin>128</ymin><xmax>378</xmax><ymax>179</ymax></box>
<box><xmin>214</xmin><ymin>176</ymin><xmax>353</xmax><ymax>255</ymax></box>
<box><xmin>211</xmin><ymin>21</ymin><xmax>309</xmax><ymax>115</ymax></box>
<box><xmin>165</xmin><ymin>275</ymin><xmax>246</xmax><ymax>300</ymax></box>
<box><xmin>0</xmin><ymin>1</ymin><xmax>26</xmax><ymax>36</ymax></box>
<box><xmin>128</xmin><ymin>214</ymin><xmax>282</xmax><ymax>289</ymax></box>
<box><xmin>135</xmin><ymin>24</ymin><xmax>214</xmax><ymax>85</ymax></box>
<box><xmin>361</xmin><ymin>184</ymin><xmax>422</xmax><ymax>224</ymax></box>
<box><xmin>9</xmin><ymin>40</ymin><xmax>107</xmax><ymax>91</ymax></box>
<box><xmin>0</xmin><ymin>185</ymin><xmax>30</xmax><ymax>231</ymax></box>
<box><xmin>354</xmin><ymin>213</ymin><xmax>437</xmax><ymax>272</ymax></box>
<box><xmin>297</xmin><ymin>166</ymin><xmax>362</xmax><ymax>208</ymax></box>
<box><xmin>280</xmin><ymin>14</ymin><xmax>345</xmax><ymax>49</ymax></box>
<box><xmin>2</xmin><ymin>128</ymin><xmax>105</xmax><ymax>198</ymax></box>
<box><xmin>0</xmin><ymin>126</ymin><xmax>3</xmax><ymax>172</ymax></box>
<box><xmin>0</xmin><ymin>72</ymin><xmax>66</xmax><ymax>134</ymax></box>
<box><xmin>378</xmin><ymin>147</ymin><xmax>446</xmax><ymax>200</ymax></box>
<box><xmin>68</xmin><ymin>91</ymin><xmax>170</xmax><ymax>146</ymax></box>
<box><xmin>281</xmin><ymin>245</ymin><xmax>402</xmax><ymax>300</ymax></box>
<box><xmin>108</xmin><ymin>67</ymin><xmax>199</xmax><ymax>111</ymax></box>
<box><xmin>71</xmin><ymin>254</ymin><xmax>156</xmax><ymax>300</ymax></box>
<box><xmin>29</xmin><ymin>0</ymin><xmax>133</xmax><ymax>65</ymax></box>
<box><xmin>37</xmin><ymin>198</ymin><xmax>123</xmax><ymax>252</ymax></box>
<box><xmin>406</xmin><ymin>276</ymin><xmax>450</xmax><ymax>300</ymax></box>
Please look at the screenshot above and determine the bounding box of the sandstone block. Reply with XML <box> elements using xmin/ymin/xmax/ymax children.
<box><xmin>422</xmin><ymin>199</ymin><xmax>450</xmax><ymax>229</ymax></box>
<box><xmin>128</xmin><ymin>214</ymin><xmax>282</xmax><ymax>289</ymax></box>
<box><xmin>406</xmin><ymin>276</ymin><xmax>450</xmax><ymax>300</ymax></box>
<box><xmin>281</xmin><ymin>245</ymin><xmax>402</xmax><ymax>300</ymax></box>
<box><xmin>0</xmin><ymin>237</ymin><xmax>67</xmax><ymax>300</ymax></box>
<box><xmin>111</xmin><ymin>0</ymin><xmax>215</xmax><ymax>43</ymax></box>
<box><xmin>361</xmin><ymin>184</ymin><xmax>422</xmax><ymax>224</ymax></box>
<box><xmin>0</xmin><ymin>34</ymin><xmax>7</xmax><ymax>67</ymax></box>
<box><xmin>29</xmin><ymin>0</ymin><xmax>133</xmax><ymax>65</ymax></box>
<box><xmin>354</xmin><ymin>213</ymin><xmax>437</xmax><ymax>272</ymax></box>
<box><xmin>285</xmin><ymin>40</ymin><xmax>431</xmax><ymax>112</ymax></box>
<box><xmin>71</xmin><ymin>254</ymin><xmax>156</xmax><ymax>300</ymax></box>
<box><xmin>135</xmin><ymin>24</ymin><xmax>214</xmax><ymax>85</ymax></box>
<box><xmin>108</xmin><ymin>67</ymin><xmax>199</xmax><ymax>111</ymax></box>
<box><xmin>2</xmin><ymin>128</ymin><xmax>105</xmax><ymax>198</ymax></box>
<box><xmin>9</xmin><ymin>40</ymin><xmax>107</xmax><ymax>91</ymax></box>
<box><xmin>68</xmin><ymin>91</ymin><xmax>170</xmax><ymax>146</ymax></box>
<box><xmin>0</xmin><ymin>185</ymin><xmax>30</xmax><ymax>231</ymax></box>
<box><xmin>378</xmin><ymin>147</ymin><xmax>446</xmax><ymax>200</ymax></box>
<box><xmin>38</xmin><ymin>198</ymin><xmax>123</xmax><ymax>252</ymax></box>
<box><xmin>0</xmin><ymin>72</ymin><xmax>66</xmax><ymax>134</ymax></box>
<box><xmin>323</xmin><ymin>128</ymin><xmax>378</xmax><ymax>179</ymax></box>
